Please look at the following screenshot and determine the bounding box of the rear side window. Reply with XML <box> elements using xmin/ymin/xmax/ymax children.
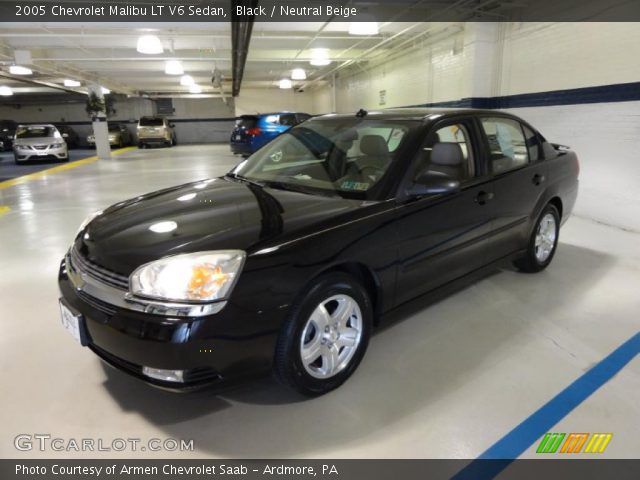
<box><xmin>523</xmin><ymin>125</ymin><xmax>541</xmax><ymax>161</ymax></box>
<box><xmin>481</xmin><ymin>118</ymin><xmax>529</xmax><ymax>174</ymax></box>
<box><xmin>296</xmin><ymin>114</ymin><xmax>311</xmax><ymax>124</ymax></box>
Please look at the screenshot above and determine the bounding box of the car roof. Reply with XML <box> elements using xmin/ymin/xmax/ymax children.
<box><xmin>312</xmin><ymin>108</ymin><xmax>515</xmax><ymax>122</ymax></box>
<box><xmin>18</xmin><ymin>123</ymin><xmax>56</xmax><ymax>128</ymax></box>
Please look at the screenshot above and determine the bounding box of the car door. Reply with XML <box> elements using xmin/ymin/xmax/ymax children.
<box><xmin>394</xmin><ymin>118</ymin><xmax>496</xmax><ymax>305</ymax></box>
<box><xmin>478</xmin><ymin>117</ymin><xmax>549</xmax><ymax>261</ymax></box>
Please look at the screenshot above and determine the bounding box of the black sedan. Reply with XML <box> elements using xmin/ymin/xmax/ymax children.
<box><xmin>58</xmin><ymin>108</ymin><xmax>579</xmax><ymax>395</ymax></box>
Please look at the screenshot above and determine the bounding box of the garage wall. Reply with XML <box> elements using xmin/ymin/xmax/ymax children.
<box><xmin>311</xmin><ymin>22</ymin><xmax>640</xmax><ymax>232</ymax></box>
<box><xmin>235</xmin><ymin>87</ymin><xmax>315</xmax><ymax>115</ymax></box>
<box><xmin>0</xmin><ymin>96</ymin><xmax>236</xmax><ymax>145</ymax></box>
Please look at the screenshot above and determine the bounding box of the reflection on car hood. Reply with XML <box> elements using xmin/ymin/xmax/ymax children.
<box><xmin>80</xmin><ymin>177</ymin><xmax>363</xmax><ymax>275</ymax></box>
<box><xmin>14</xmin><ymin>137</ymin><xmax>60</xmax><ymax>145</ymax></box>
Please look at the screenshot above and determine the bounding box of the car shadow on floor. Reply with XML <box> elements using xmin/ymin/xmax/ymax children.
<box><xmin>100</xmin><ymin>242</ymin><xmax>615</xmax><ymax>457</ymax></box>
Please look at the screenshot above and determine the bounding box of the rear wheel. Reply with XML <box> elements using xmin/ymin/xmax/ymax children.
<box><xmin>274</xmin><ymin>273</ymin><xmax>372</xmax><ymax>396</ymax></box>
<box><xmin>514</xmin><ymin>204</ymin><xmax>560</xmax><ymax>273</ymax></box>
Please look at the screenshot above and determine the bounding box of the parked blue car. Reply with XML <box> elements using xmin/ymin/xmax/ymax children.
<box><xmin>230</xmin><ymin>112</ymin><xmax>312</xmax><ymax>156</ymax></box>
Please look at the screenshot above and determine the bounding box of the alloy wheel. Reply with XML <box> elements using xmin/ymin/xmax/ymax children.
<box><xmin>299</xmin><ymin>294</ymin><xmax>363</xmax><ymax>379</ymax></box>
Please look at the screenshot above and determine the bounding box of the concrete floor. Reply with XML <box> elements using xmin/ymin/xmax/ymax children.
<box><xmin>0</xmin><ymin>144</ymin><xmax>638</xmax><ymax>459</ymax></box>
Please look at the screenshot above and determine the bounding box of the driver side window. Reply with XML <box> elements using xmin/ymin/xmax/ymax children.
<box><xmin>414</xmin><ymin>123</ymin><xmax>475</xmax><ymax>183</ymax></box>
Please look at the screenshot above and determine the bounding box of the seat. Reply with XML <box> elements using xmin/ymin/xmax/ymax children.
<box><xmin>357</xmin><ymin>135</ymin><xmax>390</xmax><ymax>172</ymax></box>
<box><xmin>428</xmin><ymin>142</ymin><xmax>466</xmax><ymax>180</ymax></box>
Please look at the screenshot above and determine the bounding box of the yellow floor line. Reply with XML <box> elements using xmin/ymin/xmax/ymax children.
<box><xmin>0</xmin><ymin>146</ymin><xmax>137</xmax><ymax>191</ymax></box>
<box><xmin>0</xmin><ymin>206</ymin><xmax>10</xmax><ymax>216</ymax></box>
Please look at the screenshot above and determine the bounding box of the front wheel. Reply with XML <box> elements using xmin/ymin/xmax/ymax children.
<box><xmin>273</xmin><ymin>273</ymin><xmax>372</xmax><ymax>396</ymax></box>
<box><xmin>514</xmin><ymin>204</ymin><xmax>560</xmax><ymax>273</ymax></box>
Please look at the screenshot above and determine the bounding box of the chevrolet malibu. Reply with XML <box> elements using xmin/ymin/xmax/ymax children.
<box><xmin>58</xmin><ymin>109</ymin><xmax>579</xmax><ymax>395</ymax></box>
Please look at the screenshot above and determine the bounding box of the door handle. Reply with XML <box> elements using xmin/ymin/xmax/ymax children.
<box><xmin>532</xmin><ymin>174</ymin><xmax>546</xmax><ymax>186</ymax></box>
<box><xmin>475</xmin><ymin>191</ymin><xmax>494</xmax><ymax>205</ymax></box>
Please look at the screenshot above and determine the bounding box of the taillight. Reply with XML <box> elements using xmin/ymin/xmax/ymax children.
<box><xmin>246</xmin><ymin>127</ymin><xmax>261</xmax><ymax>136</ymax></box>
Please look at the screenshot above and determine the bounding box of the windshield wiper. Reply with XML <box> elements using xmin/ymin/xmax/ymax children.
<box><xmin>225</xmin><ymin>173</ymin><xmax>265</xmax><ymax>188</ymax></box>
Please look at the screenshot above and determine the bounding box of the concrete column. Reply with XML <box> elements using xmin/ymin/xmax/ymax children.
<box><xmin>461</xmin><ymin>23</ymin><xmax>503</xmax><ymax>103</ymax></box>
<box><xmin>87</xmin><ymin>84</ymin><xmax>111</xmax><ymax>160</ymax></box>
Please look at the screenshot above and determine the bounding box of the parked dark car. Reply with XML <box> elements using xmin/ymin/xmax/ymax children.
<box><xmin>58</xmin><ymin>109</ymin><xmax>579</xmax><ymax>395</ymax></box>
<box><xmin>55</xmin><ymin>124</ymin><xmax>79</xmax><ymax>149</ymax></box>
<box><xmin>0</xmin><ymin>119</ymin><xmax>18</xmax><ymax>151</ymax></box>
<box><xmin>230</xmin><ymin>112</ymin><xmax>311</xmax><ymax>156</ymax></box>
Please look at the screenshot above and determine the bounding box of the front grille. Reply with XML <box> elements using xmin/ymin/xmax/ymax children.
<box><xmin>69</xmin><ymin>246</ymin><xmax>129</xmax><ymax>290</ymax></box>
<box><xmin>76</xmin><ymin>290</ymin><xmax>117</xmax><ymax>316</ymax></box>
<box><xmin>33</xmin><ymin>144</ymin><xmax>48</xmax><ymax>150</ymax></box>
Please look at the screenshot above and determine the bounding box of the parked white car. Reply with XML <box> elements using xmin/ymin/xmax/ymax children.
<box><xmin>13</xmin><ymin>124</ymin><xmax>69</xmax><ymax>164</ymax></box>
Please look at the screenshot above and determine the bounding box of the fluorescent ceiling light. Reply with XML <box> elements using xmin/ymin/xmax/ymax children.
<box><xmin>136</xmin><ymin>35</ymin><xmax>163</xmax><ymax>54</ymax></box>
<box><xmin>165</xmin><ymin>60</ymin><xmax>184</xmax><ymax>75</ymax></box>
<box><xmin>189</xmin><ymin>84</ymin><xmax>202</xmax><ymax>94</ymax></box>
<box><xmin>291</xmin><ymin>68</ymin><xmax>307</xmax><ymax>80</ymax></box>
<box><xmin>180</xmin><ymin>74</ymin><xmax>194</xmax><ymax>86</ymax></box>
<box><xmin>349</xmin><ymin>22</ymin><xmax>379</xmax><ymax>36</ymax></box>
<box><xmin>101</xmin><ymin>87</ymin><xmax>110</xmax><ymax>94</ymax></box>
<box><xmin>9</xmin><ymin>65</ymin><xmax>32</xmax><ymax>75</ymax></box>
<box><xmin>310</xmin><ymin>48</ymin><xmax>331</xmax><ymax>66</ymax></box>
<box><xmin>279</xmin><ymin>78</ymin><xmax>293</xmax><ymax>89</ymax></box>
<box><xmin>0</xmin><ymin>86</ymin><xmax>13</xmax><ymax>96</ymax></box>
<box><xmin>64</xmin><ymin>79</ymin><xmax>81</xmax><ymax>87</ymax></box>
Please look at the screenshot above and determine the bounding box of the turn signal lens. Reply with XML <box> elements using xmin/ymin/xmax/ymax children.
<box><xmin>130</xmin><ymin>251</ymin><xmax>245</xmax><ymax>303</ymax></box>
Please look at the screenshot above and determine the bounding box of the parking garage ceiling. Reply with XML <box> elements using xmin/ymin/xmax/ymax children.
<box><xmin>0</xmin><ymin>20</ymin><xmax>470</xmax><ymax>102</ymax></box>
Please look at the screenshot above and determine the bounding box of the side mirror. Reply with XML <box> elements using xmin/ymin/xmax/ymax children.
<box><xmin>409</xmin><ymin>171</ymin><xmax>460</xmax><ymax>196</ymax></box>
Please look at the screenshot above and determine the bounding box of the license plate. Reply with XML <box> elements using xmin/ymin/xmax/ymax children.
<box><xmin>59</xmin><ymin>299</ymin><xmax>88</xmax><ymax>346</ymax></box>
<box><xmin>235</xmin><ymin>135</ymin><xmax>242</xmax><ymax>141</ymax></box>
<box><xmin>37</xmin><ymin>151</ymin><xmax>48</xmax><ymax>156</ymax></box>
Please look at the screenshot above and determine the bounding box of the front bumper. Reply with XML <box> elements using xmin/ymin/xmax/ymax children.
<box><xmin>14</xmin><ymin>145</ymin><xmax>68</xmax><ymax>161</ymax></box>
<box><xmin>58</xmin><ymin>259</ymin><xmax>284</xmax><ymax>391</ymax></box>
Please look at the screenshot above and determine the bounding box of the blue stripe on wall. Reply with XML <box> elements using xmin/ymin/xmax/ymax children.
<box><xmin>408</xmin><ymin>81</ymin><xmax>640</xmax><ymax>109</ymax></box>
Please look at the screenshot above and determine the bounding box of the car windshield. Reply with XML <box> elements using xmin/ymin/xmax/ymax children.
<box><xmin>16</xmin><ymin>126</ymin><xmax>59</xmax><ymax>138</ymax></box>
<box><xmin>230</xmin><ymin>118</ymin><xmax>416</xmax><ymax>199</ymax></box>
<box><xmin>139</xmin><ymin>117</ymin><xmax>163</xmax><ymax>127</ymax></box>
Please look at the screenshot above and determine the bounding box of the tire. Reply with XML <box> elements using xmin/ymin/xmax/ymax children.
<box><xmin>273</xmin><ymin>272</ymin><xmax>372</xmax><ymax>396</ymax></box>
<box><xmin>138</xmin><ymin>142</ymin><xmax>145</xmax><ymax>149</ymax></box>
<box><xmin>14</xmin><ymin>155</ymin><xmax>23</xmax><ymax>165</ymax></box>
<box><xmin>514</xmin><ymin>204</ymin><xmax>560</xmax><ymax>273</ymax></box>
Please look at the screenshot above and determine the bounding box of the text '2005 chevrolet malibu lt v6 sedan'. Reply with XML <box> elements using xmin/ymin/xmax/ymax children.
<box><xmin>58</xmin><ymin>109</ymin><xmax>579</xmax><ymax>396</ymax></box>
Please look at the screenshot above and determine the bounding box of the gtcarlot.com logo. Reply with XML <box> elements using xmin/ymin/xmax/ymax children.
<box><xmin>536</xmin><ymin>432</ymin><xmax>613</xmax><ymax>454</ymax></box>
<box><xmin>14</xmin><ymin>434</ymin><xmax>194</xmax><ymax>453</ymax></box>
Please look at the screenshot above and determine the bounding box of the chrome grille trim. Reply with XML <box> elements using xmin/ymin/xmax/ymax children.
<box><xmin>70</xmin><ymin>246</ymin><xmax>129</xmax><ymax>290</ymax></box>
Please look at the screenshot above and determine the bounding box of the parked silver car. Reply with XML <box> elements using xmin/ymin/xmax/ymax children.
<box><xmin>13</xmin><ymin>124</ymin><xmax>69</xmax><ymax>164</ymax></box>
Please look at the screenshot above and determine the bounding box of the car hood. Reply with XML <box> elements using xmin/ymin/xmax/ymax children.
<box><xmin>80</xmin><ymin>177</ymin><xmax>364</xmax><ymax>275</ymax></box>
<box><xmin>14</xmin><ymin>137</ymin><xmax>60</xmax><ymax>145</ymax></box>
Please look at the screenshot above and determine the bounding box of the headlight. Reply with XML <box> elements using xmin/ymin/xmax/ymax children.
<box><xmin>51</xmin><ymin>143</ymin><xmax>64</xmax><ymax>148</ymax></box>
<box><xmin>130</xmin><ymin>251</ymin><xmax>245</xmax><ymax>303</ymax></box>
<box><xmin>77</xmin><ymin>210</ymin><xmax>103</xmax><ymax>233</ymax></box>
<box><xmin>15</xmin><ymin>144</ymin><xmax>29</xmax><ymax>150</ymax></box>
<box><xmin>108</xmin><ymin>135</ymin><xmax>116</xmax><ymax>141</ymax></box>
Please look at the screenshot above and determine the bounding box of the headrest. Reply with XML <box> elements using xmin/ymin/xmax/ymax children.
<box><xmin>360</xmin><ymin>135</ymin><xmax>389</xmax><ymax>156</ymax></box>
<box><xmin>431</xmin><ymin>142</ymin><xmax>463</xmax><ymax>166</ymax></box>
